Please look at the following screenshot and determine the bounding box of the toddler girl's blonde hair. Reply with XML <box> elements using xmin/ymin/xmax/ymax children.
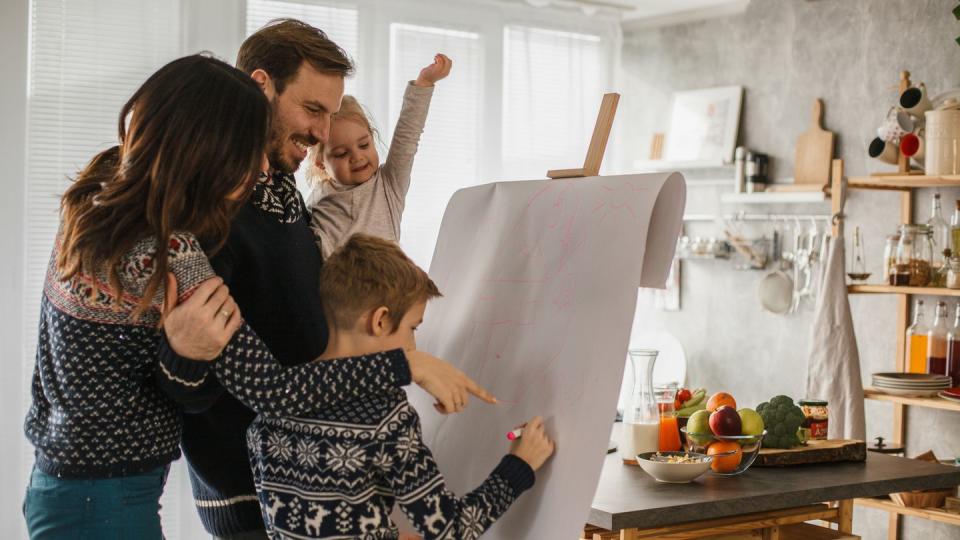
<box><xmin>305</xmin><ymin>95</ymin><xmax>380</xmax><ymax>186</ymax></box>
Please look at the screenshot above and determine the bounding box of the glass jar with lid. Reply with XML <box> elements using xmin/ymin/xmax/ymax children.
<box><xmin>798</xmin><ymin>399</ymin><xmax>829</xmax><ymax>440</ymax></box>
<box><xmin>894</xmin><ymin>224</ymin><xmax>933</xmax><ymax>287</ymax></box>
<box><xmin>948</xmin><ymin>258</ymin><xmax>960</xmax><ymax>289</ymax></box>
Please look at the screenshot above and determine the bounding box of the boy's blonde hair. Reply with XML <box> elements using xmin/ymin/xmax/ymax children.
<box><xmin>306</xmin><ymin>95</ymin><xmax>379</xmax><ymax>186</ymax></box>
<box><xmin>319</xmin><ymin>234</ymin><xmax>441</xmax><ymax>332</ymax></box>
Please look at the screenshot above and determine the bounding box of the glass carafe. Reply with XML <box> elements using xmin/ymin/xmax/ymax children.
<box><xmin>620</xmin><ymin>349</ymin><xmax>659</xmax><ymax>465</ymax></box>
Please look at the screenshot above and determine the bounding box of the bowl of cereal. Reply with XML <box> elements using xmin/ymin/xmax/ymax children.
<box><xmin>635</xmin><ymin>451</ymin><xmax>713</xmax><ymax>483</ymax></box>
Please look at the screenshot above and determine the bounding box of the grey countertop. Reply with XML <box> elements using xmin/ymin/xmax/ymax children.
<box><xmin>590</xmin><ymin>450</ymin><xmax>960</xmax><ymax>531</ymax></box>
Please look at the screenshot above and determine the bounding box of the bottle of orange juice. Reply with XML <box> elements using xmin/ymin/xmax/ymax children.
<box><xmin>655</xmin><ymin>384</ymin><xmax>682</xmax><ymax>452</ymax></box>
<box><xmin>906</xmin><ymin>300</ymin><xmax>929</xmax><ymax>374</ymax></box>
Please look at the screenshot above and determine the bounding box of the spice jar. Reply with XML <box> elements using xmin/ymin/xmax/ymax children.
<box><xmin>948</xmin><ymin>258</ymin><xmax>960</xmax><ymax>289</ymax></box>
<box><xmin>798</xmin><ymin>399</ymin><xmax>829</xmax><ymax>440</ymax></box>
<box><xmin>883</xmin><ymin>234</ymin><xmax>900</xmax><ymax>284</ymax></box>
<box><xmin>894</xmin><ymin>224</ymin><xmax>933</xmax><ymax>287</ymax></box>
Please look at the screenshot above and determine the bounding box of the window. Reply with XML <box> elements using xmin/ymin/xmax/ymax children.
<box><xmin>501</xmin><ymin>25</ymin><xmax>605</xmax><ymax>180</ymax></box>
<box><xmin>390</xmin><ymin>23</ymin><xmax>483</xmax><ymax>269</ymax></box>
<box><xmin>24</xmin><ymin>0</ymin><xmax>184</xmax><ymax>535</ymax></box>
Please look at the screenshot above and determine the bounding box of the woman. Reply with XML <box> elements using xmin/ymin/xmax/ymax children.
<box><xmin>23</xmin><ymin>54</ymin><xmax>489</xmax><ymax>539</ymax></box>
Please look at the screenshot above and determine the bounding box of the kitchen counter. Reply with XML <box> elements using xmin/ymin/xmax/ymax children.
<box><xmin>589</xmin><ymin>450</ymin><xmax>960</xmax><ymax>532</ymax></box>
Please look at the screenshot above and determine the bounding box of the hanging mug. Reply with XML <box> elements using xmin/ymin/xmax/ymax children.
<box><xmin>869</xmin><ymin>136</ymin><xmax>900</xmax><ymax>165</ymax></box>
<box><xmin>901</xmin><ymin>82</ymin><xmax>932</xmax><ymax>116</ymax></box>
<box><xmin>900</xmin><ymin>128</ymin><xmax>925</xmax><ymax>165</ymax></box>
<box><xmin>877</xmin><ymin>107</ymin><xmax>906</xmax><ymax>142</ymax></box>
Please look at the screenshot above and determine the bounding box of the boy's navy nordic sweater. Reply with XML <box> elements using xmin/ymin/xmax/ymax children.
<box><xmin>158</xmin><ymin>172</ymin><xmax>408</xmax><ymax>536</ymax></box>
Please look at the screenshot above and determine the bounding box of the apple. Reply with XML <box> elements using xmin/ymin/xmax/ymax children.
<box><xmin>709</xmin><ymin>406</ymin><xmax>742</xmax><ymax>436</ymax></box>
<box><xmin>685</xmin><ymin>409</ymin><xmax>713</xmax><ymax>446</ymax></box>
<box><xmin>687</xmin><ymin>409</ymin><xmax>710</xmax><ymax>434</ymax></box>
<box><xmin>738</xmin><ymin>408</ymin><xmax>765</xmax><ymax>436</ymax></box>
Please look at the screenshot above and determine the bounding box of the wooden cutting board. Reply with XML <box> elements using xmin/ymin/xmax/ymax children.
<box><xmin>794</xmin><ymin>98</ymin><xmax>835</xmax><ymax>187</ymax></box>
<box><xmin>754</xmin><ymin>439</ymin><xmax>866</xmax><ymax>467</ymax></box>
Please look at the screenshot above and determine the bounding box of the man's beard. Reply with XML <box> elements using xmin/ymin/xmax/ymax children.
<box><xmin>267</xmin><ymin>96</ymin><xmax>298</xmax><ymax>174</ymax></box>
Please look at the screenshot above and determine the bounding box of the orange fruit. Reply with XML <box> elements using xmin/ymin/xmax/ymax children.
<box><xmin>706</xmin><ymin>392</ymin><xmax>737</xmax><ymax>412</ymax></box>
<box><xmin>707</xmin><ymin>441</ymin><xmax>743</xmax><ymax>473</ymax></box>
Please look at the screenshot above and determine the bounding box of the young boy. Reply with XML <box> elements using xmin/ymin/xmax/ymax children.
<box><xmin>246</xmin><ymin>234</ymin><xmax>555</xmax><ymax>539</ymax></box>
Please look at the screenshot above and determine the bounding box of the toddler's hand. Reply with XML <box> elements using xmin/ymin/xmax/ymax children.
<box><xmin>414</xmin><ymin>54</ymin><xmax>452</xmax><ymax>87</ymax></box>
<box><xmin>509</xmin><ymin>416</ymin><xmax>555</xmax><ymax>472</ymax></box>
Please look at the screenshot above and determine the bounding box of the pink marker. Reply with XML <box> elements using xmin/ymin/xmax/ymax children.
<box><xmin>506</xmin><ymin>428</ymin><xmax>523</xmax><ymax>440</ymax></box>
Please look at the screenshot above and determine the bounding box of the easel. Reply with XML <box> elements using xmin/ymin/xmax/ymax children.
<box><xmin>547</xmin><ymin>93</ymin><xmax>620</xmax><ymax>179</ymax></box>
<box><xmin>872</xmin><ymin>70</ymin><xmax>923</xmax><ymax>177</ymax></box>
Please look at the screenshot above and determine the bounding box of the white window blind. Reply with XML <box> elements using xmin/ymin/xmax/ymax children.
<box><xmin>502</xmin><ymin>25</ymin><xmax>604</xmax><ymax>180</ymax></box>
<box><xmin>390</xmin><ymin>23</ymin><xmax>483</xmax><ymax>269</ymax></box>
<box><xmin>246</xmin><ymin>0</ymin><xmax>359</xmax><ymax>95</ymax></box>
<box><xmin>24</xmin><ymin>0</ymin><xmax>186</xmax><ymax>537</ymax></box>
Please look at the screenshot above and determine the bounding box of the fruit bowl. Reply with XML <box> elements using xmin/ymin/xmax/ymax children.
<box><xmin>680</xmin><ymin>428</ymin><xmax>767</xmax><ymax>476</ymax></box>
<box><xmin>635</xmin><ymin>451</ymin><xmax>713</xmax><ymax>483</ymax></box>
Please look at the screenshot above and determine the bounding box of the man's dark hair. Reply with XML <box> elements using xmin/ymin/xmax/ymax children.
<box><xmin>237</xmin><ymin>18</ymin><xmax>354</xmax><ymax>94</ymax></box>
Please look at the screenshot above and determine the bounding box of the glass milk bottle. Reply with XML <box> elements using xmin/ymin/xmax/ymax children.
<box><xmin>620</xmin><ymin>349</ymin><xmax>659</xmax><ymax>464</ymax></box>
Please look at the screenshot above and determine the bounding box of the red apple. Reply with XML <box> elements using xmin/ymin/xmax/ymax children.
<box><xmin>709</xmin><ymin>405</ymin><xmax>742</xmax><ymax>436</ymax></box>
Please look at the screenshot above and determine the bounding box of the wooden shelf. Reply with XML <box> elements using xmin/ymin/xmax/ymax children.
<box><xmin>864</xmin><ymin>388</ymin><xmax>960</xmax><ymax>412</ymax></box>
<box><xmin>848</xmin><ymin>175</ymin><xmax>960</xmax><ymax>191</ymax></box>
<box><xmin>854</xmin><ymin>497</ymin><xmax>960</xmax><ymax>527</ymax></box>
<box><xmin>847</xmin><ymin>284</ymin><xmax>960</xmax><ymax>297</ymax></box>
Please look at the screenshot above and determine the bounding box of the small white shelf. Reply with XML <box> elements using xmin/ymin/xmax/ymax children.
<box><xmin>721</xmin><ymin>192</ymin><xmax>829</xmax><ymax>204</ymax></box>
<box><xmin>633</xmin><ymin>159</ymin><xmax>732</xmax><ymax>172</ymax></box>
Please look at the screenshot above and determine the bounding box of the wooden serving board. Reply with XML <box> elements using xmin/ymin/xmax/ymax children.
<box><xmin>793</xmin><ymin>98</ymin><xmax>834</xmax><ymax>188</ymax></box>
<box><xmin>754</xmin><ymin>439</ymin><xmax>866</xmax><ymax>467</ymax></box>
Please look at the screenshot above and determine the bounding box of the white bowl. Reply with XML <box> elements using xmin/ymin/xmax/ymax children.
<box><xmin>635</xmin><ymin>452</ymin><xmax>713</xmax><ymax>483</ymax></box>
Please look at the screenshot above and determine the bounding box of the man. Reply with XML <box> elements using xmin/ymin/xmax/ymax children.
<box><xmin>160</xmin><ymin>19</ymin><xmax>485</xmax><ymax>539</ymax></box>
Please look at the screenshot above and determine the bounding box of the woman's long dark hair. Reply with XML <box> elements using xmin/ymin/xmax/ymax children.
<box><xmin>57</xmin><ymin>54</ymin><xmax>270</xmax><ymax>318</ymax></box>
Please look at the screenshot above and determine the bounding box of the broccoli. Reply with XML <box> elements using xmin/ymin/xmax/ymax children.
<box><xmin>755</xmin><ymin>395</ymin><xmax>806</xmax><ymax>448</ymax></box>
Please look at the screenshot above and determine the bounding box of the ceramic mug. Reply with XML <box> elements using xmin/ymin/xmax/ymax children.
<box><xmin>869</xmin><ymin>136</ymin><xmax>900</xmax><ymax>165</ymax></box>
<box><xmin>901</xmin><ymin>83</ymin><xmax>932</xmax><ymax>116</ymax></box>
<box><xmin>896</xmin><ymin>109</ymin><xmax>922</xmax><ymax>133</ymax></box>
<box><xmin>900</xmin><ymin>129</ymin><xmax>925</xmax><ymax>163</ymax></box>
<box><xmin>877</xmin><ymin>107</ymin><xmax>906</xmax><ymax>142</ymax></box>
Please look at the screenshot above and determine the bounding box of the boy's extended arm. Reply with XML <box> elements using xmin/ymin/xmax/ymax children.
<box><xmin>155</xmin><ymin>237</ymin><xmax>412</xmax><ymax>417</ymax></box>
<box><xmin>387</xmin><ymin>407</ymin><xmax>535</xmax><ymax>539</ymax></box>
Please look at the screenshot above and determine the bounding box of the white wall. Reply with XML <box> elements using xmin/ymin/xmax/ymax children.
<box><xmin>1</xmin><ymin>0</ymin><xmax>29</xmax><ymax>536</ymax></box>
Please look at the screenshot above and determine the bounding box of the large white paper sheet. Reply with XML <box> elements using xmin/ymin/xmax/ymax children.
<box><xmin>408</xmin><ymin>173</ymin><xmax>686</xmax><ymax>539</ymax></box>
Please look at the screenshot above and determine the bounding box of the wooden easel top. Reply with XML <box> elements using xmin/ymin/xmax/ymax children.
<box><xmin>546</xmin><ymin>93</ymin><xmax>620</xmax><ymax>179</ymax></box>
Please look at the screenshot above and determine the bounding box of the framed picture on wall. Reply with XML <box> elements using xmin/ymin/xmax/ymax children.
<box><xmin>663</xmin><ymin>85</ymin><xmax>743</xmax><ymax>165</ymax></box>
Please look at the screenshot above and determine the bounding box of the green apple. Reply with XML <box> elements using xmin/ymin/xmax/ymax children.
<box><xmin>685</xmin><ymin>409</ymin><xmax>713</xmax><ymax>445</ymax></box>
<box><xmin>738</xmin><ymin>408</ymin><xmax>765</xmax><ymax>436</ymax></box>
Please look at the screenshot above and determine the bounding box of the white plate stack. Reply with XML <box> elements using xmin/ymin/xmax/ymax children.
<box><xmin>872</xmin><ymin>372</ymin><xmax>952</xmax><ymax>396</ymax></box>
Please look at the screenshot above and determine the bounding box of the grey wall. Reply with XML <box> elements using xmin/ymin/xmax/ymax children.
<box><xmin>615</xmin><ymin>1</ymin><xmax>960</xmax><ymax>539</ymax></box>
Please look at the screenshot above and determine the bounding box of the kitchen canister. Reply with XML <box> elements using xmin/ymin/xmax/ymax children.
<box><xmin>925</xmin><ymin>107</ymin><xmax>960</xmax><ymax>174</ymax></box>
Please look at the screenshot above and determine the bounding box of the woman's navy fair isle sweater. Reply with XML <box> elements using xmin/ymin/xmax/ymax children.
<box><xmin>24</xmin><ymin>172</ymin><xmax>411</xmax><ymax>538</ymax></box>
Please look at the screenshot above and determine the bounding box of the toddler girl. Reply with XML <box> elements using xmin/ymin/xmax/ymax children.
<box><xmin>307</xmin><ymin>53</ymin><xmax>451</xmax><ymax>258</ymax></box>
